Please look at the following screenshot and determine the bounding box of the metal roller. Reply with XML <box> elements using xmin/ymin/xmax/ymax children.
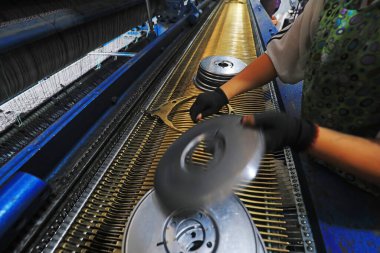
<box><xmin>154</xmin><ymin>115</ymin><xmax>265</xmax><ymax>210</ymax></box>
<box><xmin>123</xmin><ymin>189</ymin><xmax>267</xmax><ymax>253</ymax></box>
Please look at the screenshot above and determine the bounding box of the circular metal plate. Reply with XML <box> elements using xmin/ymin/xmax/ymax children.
<box><xmin>199</xmin><ymin>56</ymin><xmax>247</xmax><ymax>76</ymax></box>
<box><xmin>123</xmin><ymin>189</ymin><xmax>267</xmax><ymax>253</ymax></box>
<box><xmin>155</xmin><ymin>115</ymin><xmax>265</xmax><ymax>209</ymax></box>
<box><xmin>194</xmin><ymin>56</ymin><xmax>247</xmax><ymax>91</ymax></box>
<box><xmin>193</xmin><ymin>76</ymin><xmax>221</xmax><ymax>92</ymax></box>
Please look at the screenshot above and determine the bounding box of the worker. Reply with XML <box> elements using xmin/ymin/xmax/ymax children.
<box><xmin>190</xmin><ymin>0</ymin><xmax>380</xmax><ymax>192</ymax></box>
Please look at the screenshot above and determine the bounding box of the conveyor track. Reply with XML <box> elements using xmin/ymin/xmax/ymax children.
<box><xmin>49</xmin><ymin>1</ymin><xmax>314</xmax><ymax>252</ymax></box>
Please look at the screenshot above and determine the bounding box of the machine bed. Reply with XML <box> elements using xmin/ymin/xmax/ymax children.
<box><xmin>0</xmin><ymin>1</ymin><xmax>379</xmax><ymax>252</ymax></box>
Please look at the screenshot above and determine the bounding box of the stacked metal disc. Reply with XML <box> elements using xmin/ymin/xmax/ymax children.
<box><xmin>194</xmin><ymin>56</ymin><xmax>247</xmax><ymax>91</ymax></box>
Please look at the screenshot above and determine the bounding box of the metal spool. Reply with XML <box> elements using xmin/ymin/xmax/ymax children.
<box><xmin>154</xmin><ymin>115</ymin><xmax>265</xmax><ymax>210</ymax></box>
<box><xmin>194</xmin><ymin>56</ymin><xmax>247</xmax><ymax>91</ymax></box>
<box><xmin>123</xmin><ymin>189</ymin><xmax>267</xmax><ymax>253</ymax></box>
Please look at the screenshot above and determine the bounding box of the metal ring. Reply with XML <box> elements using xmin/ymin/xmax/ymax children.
<box><xmin>154</xmin><ymin>115</ymin><xmax>265</xmax><ymax>210</ymax></box>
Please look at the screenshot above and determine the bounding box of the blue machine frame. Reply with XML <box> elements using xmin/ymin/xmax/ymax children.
<box><xmin>0</xmin><ymin>1</ymin><xmax>215</xmax><ymax>249</ymax></box>
<box><xmin>248</xmin><ymin>1</ymin><xmax>380</xmax><ymax>252</ymax></box>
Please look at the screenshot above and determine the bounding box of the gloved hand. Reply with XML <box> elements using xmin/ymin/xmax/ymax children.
<box><xmin>190</xmin><ymin>88</ymin><xmax>229</xmax><ymax>122</ymax></box>
<box><xmin>242</xmin><ymin>112</ymin><xmax>318</xmax><ymax>152</ymax></box>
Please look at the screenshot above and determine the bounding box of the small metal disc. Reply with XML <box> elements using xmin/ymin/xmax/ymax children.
<box><xmin>199</xmin><ymin>56</ymin><xmax>247</xmax><ymax>76</ymax></box>
<box><xmin>154</xmin><ymin>115</ymin><xmax>265</xmax><ymax>210</ymax></box>
<box><xmin>123</xmin><ymin>189</ymin><xmax>267</xmax><ymax>253</ymax></box>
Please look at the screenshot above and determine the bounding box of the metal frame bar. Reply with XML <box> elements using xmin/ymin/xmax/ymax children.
<box><xmin>88</xmin><ymin>52</ymin><xmax>137</xmax><ymax>57</ymax></box>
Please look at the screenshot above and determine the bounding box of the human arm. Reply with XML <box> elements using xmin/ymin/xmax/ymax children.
<box><xmin>190</xmin><ymin>0</ymin><xmax>323</xmax><ymax>122</ymax></box>
<box><xmin>242</xmin><ymin>112</ymin><xmax>380</xmax><ymax>185</ymax></box>
<box><xmin>189</xmin><ymin>54</ymin><xmax>277</xmax><ymax>122</ymax></box>
<box><xmin>309</xmin><ymin>127</ymin><xmax>380</xmax><ymax>185</ymax></box>
<box><xmin>222</xmin><ymin>0</ymin><xmax>323</xmax><ymax>99</ymax></box>
<box><xmin>220</xmin><ymin>53</ymin><xmax>277</xmax><ymax>100</ymax></box>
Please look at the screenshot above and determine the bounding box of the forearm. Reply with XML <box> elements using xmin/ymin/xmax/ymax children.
<box><xmin>309</xmin><ymin>127</ymin><xmax>380</xmax><ymax>185</ymax></box>
<box><xmin>220</xmin><ymin>53</ymin><xmax>277</xmax><ymax>99</ymax></box>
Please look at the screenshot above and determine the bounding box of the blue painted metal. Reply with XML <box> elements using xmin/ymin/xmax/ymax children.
<box><xmin>298</xmin><ymin>156</ymin><xmax>380</xmax><ymax>253</ymax></box>
<box><xmin>248</xmin><ymin>0</ymin><xmax>303</xmax><ymax>118</ymax></box>
<box><xmin>274</xmin><ymin>80</ymin><xmax>303</xmax><ymax>117</ymax></box>
<box><xmin>249</xmin><ymin>0</ymin><xmax>380</xmax><ymax>252</ymax></box>
<box><xmin>187</xmin><ymin>2</ymin><xmax>202</xmax><ymax>25</ymax></box>
<box><xmin>248</xmin><ymin>0</ymin><xmax>277</xmax><ymax>44</ymax></box>
<box><xmin>0</xmin><ymin>0</ymin><xmax>143</xmax><ymax>53</ymax></box>
<box><xmin>0</xmin><ymin>172</ymin><xmax>49</xmax><ymax>250</ymax></box>
<box><xmin>0</xmin><ymin>0</ymin><xmax>214</xmax><ymax>185</ymax></box>
<box><xmin>154</xmin><ymin>23</ymin><xmax>168</xmax><ymax>36</ymax></box>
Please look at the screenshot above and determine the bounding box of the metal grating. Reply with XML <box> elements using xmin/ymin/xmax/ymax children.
<box><xmin>51</xmin><ymin>1</ymin><xmax>312</xmax><ymax>252</ymax></box>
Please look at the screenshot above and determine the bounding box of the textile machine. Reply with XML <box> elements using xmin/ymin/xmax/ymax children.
<box><xmin>0</xmin><ymin>0</ymin><xmax>379</xmax><ymax>252</ymax></box>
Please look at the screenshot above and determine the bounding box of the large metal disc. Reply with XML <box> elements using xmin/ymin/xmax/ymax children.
<box><xmin>154</xmin><ymin>115</ymin><xmax>265</xmax><ymax>210</ymax></box>
<box><xmin>199</xmin><ymin>56</ymin><xmax>247</xmax><ymax>76</ymax></box>
<box><xmin>123</xmin><ymin>189</ymin><xmax>267</xmax><ymax>253</ymax></box>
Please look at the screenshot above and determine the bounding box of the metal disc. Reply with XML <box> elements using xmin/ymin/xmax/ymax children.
<box><xmin>154</xmin><ymin>115</ymin><xmax>265</xmax><ymax>210</ymax></box>
<box><xmin>194</xmin><ymin>56</ymin><xmax>247</xmax><ymax>91</ymax></box>
<box><xmin>199</xmin><ymin>56</ymin><xmax>247</xmax><ymax>76</ymax></box>
<box><xmin>193</xmin><ymin>76</ymin><xmax>222</xmax><ymax>92</ymax></box>
<box><xmin>123</xmin><ymin>189</ymin><xmax>267</xmax><ymax>253</ymax></box>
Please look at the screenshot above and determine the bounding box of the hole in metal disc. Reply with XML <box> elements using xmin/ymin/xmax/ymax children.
<box><xmin>176</xmin><ymin>219</ymin><xmax>205</xmax><ymax>252</ymax></box>
<box><xmin>217</xmin><ymin>62</ymin><xmax>229</xmax><ymax>68</ymax></box>
<box><xmin>185</xmin><ymin>139</ymin><xmax>215</xmax><ymax>168</ymax></box>
<box><xmin>163</xmin><ymin>210</ymin><xmax>217</xmax><ymax>253</ymax></box>
<box><xmin>182</xmin><ymin>132</ymin><xmax>225</xmax><ymax>171</ymax></box>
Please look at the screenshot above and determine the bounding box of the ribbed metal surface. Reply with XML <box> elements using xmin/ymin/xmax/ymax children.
<box><xmin>54</xmin><ymin>1</ymin><xmax>308</xmax><ymax>252</ymax></box>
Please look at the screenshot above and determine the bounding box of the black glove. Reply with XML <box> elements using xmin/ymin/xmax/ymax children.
<box><xmin>242</xmin><ymin>112</ymin><xmax>317</xmax><ymax>152</ymax></box>
<box><xmin>190</xmin><ymin>88</ymin><xmax>228</xmax><ymax>122</ymax></box>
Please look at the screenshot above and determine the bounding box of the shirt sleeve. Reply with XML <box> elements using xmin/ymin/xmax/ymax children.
<box><xmin>265</xmin><ymin>0</ymin><xmax>324</xmax><ymax>84</ymax></box>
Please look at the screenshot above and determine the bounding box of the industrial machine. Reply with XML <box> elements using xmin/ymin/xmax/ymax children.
<box><xmin>0</xmin><ymin>0</ymin><xmax>379</xmax><ymax>252</ymax></box>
